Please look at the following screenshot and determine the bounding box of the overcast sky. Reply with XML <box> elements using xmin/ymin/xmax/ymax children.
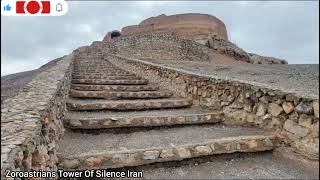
<box><xmin>1</xmin><ymin>1</ymin><xmax>319</xmax><ymax>76</ymax></box>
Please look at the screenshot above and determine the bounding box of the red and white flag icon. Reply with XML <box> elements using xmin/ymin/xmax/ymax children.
<box><xmin>16</xmin><ymin>1</ymin><xmax>50</xmax><ymax>14</ymax></box>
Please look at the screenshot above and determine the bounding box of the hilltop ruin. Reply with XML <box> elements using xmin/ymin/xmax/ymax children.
<box><xmin>103</xmin><ymin>13</ymin><xmax>287</xmax><ymax>64</ymax></box>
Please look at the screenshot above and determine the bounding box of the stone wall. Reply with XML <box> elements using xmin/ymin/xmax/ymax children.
<box><xmin>107</xmin><ymin>33</ymin><xmax>212</xmax><ymax>62</ymax></box>
<box><xmin>103</xmin><ymin>13</ymin><xmax>228</xmax><ymax>43</ymax></box>
<box><xmin>1</xmin><ymin>51</ymin><xmax>75</xmax><ymax>177</ymax></box>
<box><xmin>124</xmin><ymin>13</ymin><xmax>228</xmax><ymax>39</ymax></box>
<box><xmin>107</xmin><ymin>54</ymin><xmax>319</xmax><ymax>162</ymax></box>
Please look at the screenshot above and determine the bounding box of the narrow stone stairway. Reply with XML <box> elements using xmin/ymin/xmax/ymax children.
<box><xmin>58</xmin><ymin>53</ymin><xmax>277</xmax><ymax>171</ymax></box>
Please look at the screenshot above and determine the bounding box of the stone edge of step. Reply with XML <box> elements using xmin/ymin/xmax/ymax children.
<box><xmin>71</xmin><ymin>79</ymin><xmax>149</xmax><ymax>85</ymax></box>
<box><xmin>64</xmin><ymin>111</ymin><xmax>224</xmax><ymax>129</ymax></box>
<box><xmin>68</xmin><ymin>89</ymin><xmax>173</xmax><ymax>99</ymax></box>
<box><xmin>58</xmin><ymin>134</ymin><xmax>277</xmax><ymax>170</ymax></box>
<box><xmin>70</xmin><ymin>84</ymin><xmax>160</xmax><ymax>91</ymax></box>
<box><xmin>66</xmin><ymin>98</ymin><xmax>193</xmax><ymax>111</ymax></box>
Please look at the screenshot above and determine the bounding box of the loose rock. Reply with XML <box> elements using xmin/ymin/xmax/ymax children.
<box><xmin>268</xmin><ymin>103</ymin><xmax>283</xmax><ymax>117</ymax></box>
<box><xmin>282</xmin><ymin>102</ymin><xmax>294</xmax><ymax>114</ymax></box>
<box><xmin>143</xmin><ymin>150</ymin><xmax>159</xmax><ymax>160</ymax></box>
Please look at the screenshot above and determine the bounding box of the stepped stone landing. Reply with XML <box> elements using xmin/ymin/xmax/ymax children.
<box><xmin>70</xmin><ymin>84</ymin><xmax>159</xmax><ymax>91</ymax></box>
<box><xmin>66</xmin><ymin>98</ymin><xmax>193</xmax><ymax>111</ymax></box>
<box><xmin>58</xmin><ymin>53</ymin><xmax>278</xmax><ymax>170</ymax></box>
<box><xmin>72</xmin><ymin>75</ymin><xmax>142</xmax><ymax>80</ymax></box>
<box><xmin>64</xmin><ymin>107</ymin><xmax>223</xmax><ymax>129</ymax></box>
<box><xmin>58</xmin><ymin>124</ymin><xmax>276</xmax><ymax>170</ymax></box>
<box><xmin>69</xmin><ymin>89</ymin><xmax>173</xmax><ymax>99</ymax></box>
<box><xmin>71</xmin><ymin>79</ymin><xmax>149</xmax><ymax>85</ymax></box>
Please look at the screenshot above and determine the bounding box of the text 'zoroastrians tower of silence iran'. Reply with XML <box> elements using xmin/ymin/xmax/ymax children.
<box><xmin>103</xmin><ymin>13</ymin><xmax>288</xmax><ymax>65</ymax></box>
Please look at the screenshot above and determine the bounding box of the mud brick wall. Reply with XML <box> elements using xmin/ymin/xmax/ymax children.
<box><xmin>107</xmin><ymin>33</ymin><xmax>212</xmax><ymax>62</ymax></box>
<box><xmin>0</xmin><ymin>51</ymin><xmax>76</xmax><ymax>177</ymax></box>
<box><xmin>108</xmin><ymin>54</ymin><xmax>319</xmax><ymax>162</ymax></box>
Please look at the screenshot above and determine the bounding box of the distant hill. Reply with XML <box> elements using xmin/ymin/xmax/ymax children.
<box><xmin>1</xmin><ymin>58</ymin><xmax>61</xmax><ymax>103</ymax></box>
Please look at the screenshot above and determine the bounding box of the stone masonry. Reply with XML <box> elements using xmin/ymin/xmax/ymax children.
<box><xmin>107</xmin><ymin>33</ymin><xmax>212</xmax><ymax>62</ymax></box>
<box><xmin>1</xmin><ymin>53</ymin><xmax>73</xmax><ymax>176</ymax></box>
<box><xmin>1</xmin><ymin>40</ymin><xmax>318</xmax><ymax>177</ymax></box>
<box><xmin>103</xmin><ymin>13</ymin><xmax>288</xmax><ymax>65</ymax></box>
<box><xmin>103</xmin><ymin>13</ymin><xmax>228</xmax><ymax>43</ymax></box>
<box><xmin>58</xmin><ymin>49</ymin><xmax>278</xmax><ymax>170</ymax></box>
<box><xmin>1</xmin><ymin>13</ymin><xmax>318</xmax><ymax>178</ymax></box>
<box><xmin>108</xmin><ymin>54</ymin><xmax>319</xmax><ymax>161</ymax></box>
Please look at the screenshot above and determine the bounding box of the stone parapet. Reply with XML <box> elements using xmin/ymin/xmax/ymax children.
<box><xmin>1</xmin><ymin>52</ymin><xmax>74</xmax><ymax>177</ymax></box>
<box><xmin>102</xmin><ymin>13</ymin><xmax>228</xmax><ymax>43</ymax></box>
<box><xmin>108</xmin><ymin>54</ymin><xmax>319</xmax><ymax>162</ymax></box>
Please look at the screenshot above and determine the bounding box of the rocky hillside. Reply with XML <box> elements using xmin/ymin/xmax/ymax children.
<box><xmin>196</xmin><ymin>35</ymin><xmax>288</xmax><ymax>64</ymax></box>
<box><xmin>103</xmin><ymin>13</ymin><xmax>288</xmax><ymax>65</ymax></box>
<box><xmin>1</xmin><ymin>58</ymin><xmax>61</xmax><ymax>103</ymax></box>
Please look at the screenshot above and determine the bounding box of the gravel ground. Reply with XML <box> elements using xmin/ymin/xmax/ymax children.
<box><xmin>58</xmin><ymin>124</ymin><xmax>270</xmax><ymax>157</ymax></box>
<box><xmin>114</xmin><ymin>151</ymin><xmax>319</xmax><ymax>179</ymax></box>
<box><xmin>147</xmin><ymin>60</ymin><xmax>319</xmax><ymax>99</ymax></box>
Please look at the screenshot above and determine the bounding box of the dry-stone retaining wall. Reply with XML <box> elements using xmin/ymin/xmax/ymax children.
<box><xmin>107</xmin><ymin>33</ymin><xmax>212</xmax><ymax>62</ymax></box>
<box><xmin>108</xmin><ymin>54</ymin><xmax>319</xmax><ymax>162</ymax></box>
<box><xmin>1</xmin><ymin>51</ymin><xmax>76</xmax><ymax>177</ymax></box>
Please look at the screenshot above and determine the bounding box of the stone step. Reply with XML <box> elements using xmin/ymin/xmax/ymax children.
<box><xmin>73</xmin><ymin>66</ymin><xmax>114</xmax><ymax>68</ymax></box>
<box><xmin>72</xmin><ymin>75</ymin><xmax>141</xmax><ymax>80</ymax></box>
<box><xmin>71</xmin><ymin>79</ymin><xmax>149</xmax><ymax>85</ymax></box>
<box><xmin>64</xmin><ymin>107</ymin><xmax>223</xmax><ymax>129</ymax></box>
<box><xmin>73</xmin><ymin>64</ymin><xmax>114</xmax><ymax>66</ymax></box>
<box><xmin>74</xmin><ymin>61</ymin><xmax>108</xmax><ymax>63</ymax></box>
<box><xmin>58</xmin><ymin>124</ymin><xmax>277</xmax><ymax>170</ymax></box>
<box><xmin>73</xmin><ymin>71</ymin><xmax>128</xmax><ymax>74</ymax></box>
<box><xmin>73</xmin><ymin>68</ymin><xmax>122</xmax><ymax>70</ymax></box>
<box><xmin>73</xmin><ymin>65</ymin><xmax>115</xmax><ymax>66</ymax></box>
<box><xmin>74</xmin><ymin>65</ymin><xmax>108</xmax><ymax>66</ymax></box>
<box><xmin>70</xmin><ymin>84</ymin><xmax>159</xmax><ymax>91</ymax></box>
<box><xmin>66</xmin><ymin>98</ymin><xmax>193</xmax><ymax>111</ymax></box>
<box><xmin>72</xmin><ymin>72</ymin><xmax>133</xmax><ymax>76</ymax></box>
<box><xmin>69</xmin><ymin>90</ymin><xmax>173</xmax><ymax>99</ymax></box>
<box><xmin>73</xmin><ymin>68</ymin><xmax>121</xmax><ymax>71</ymax></box>
<box><xmin>127</xmin><ymin>153</ymin><xmax>318</xmax><ymax>179</ymax></box>
<box><xmin>73</xmin><ymin>65</ymin><xmax>118</xmax><ymax>68</ymax></box>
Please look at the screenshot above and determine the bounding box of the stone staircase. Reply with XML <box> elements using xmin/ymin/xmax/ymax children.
<box><xmin>58</xmin><ymin>53</ymin><xmax>277</xmax><ymax>170</ymax></box>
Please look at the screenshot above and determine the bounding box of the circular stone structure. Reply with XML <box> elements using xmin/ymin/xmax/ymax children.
<box><xmin>121</xmin><ymin>13</ymin><xmax>228</xmax><ymax>40</ymax></box>
<box><xmin>103</xmin><ymin>13</ymin><xmax>228</xmax><ymax>43</ymax></box>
